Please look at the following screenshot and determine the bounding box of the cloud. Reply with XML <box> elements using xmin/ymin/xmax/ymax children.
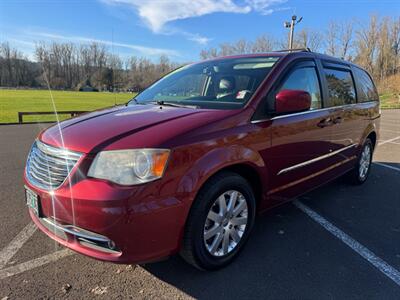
<box><xmin>162</xmin><ymin>28</ymin><xmax>212</xmax><ymax>45</ymax></box>
<box><xmin>24</xmin><ymin>31</ymin><xmax>180</xmax><ymax>57</ymax></box>
<box><xmin>101</xmin><ymin>0</ymin><xmax>287</xmax><ymax>44</ymax></box>
<box><xmin>103</xmin><ymin>0</ymin><xmax>251</xmax><ymax>33</ymax></box>
<box><xmin>187</xmin><ymin>35</ymin><xmax>212</xmax><ymax>45</ymax></box>
<box><xmin>245</xmin><ymin>0</ymin><xmax>288</xmax><ymax>15</ymax></box>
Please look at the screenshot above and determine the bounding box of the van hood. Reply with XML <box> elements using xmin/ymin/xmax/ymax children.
<box><xmin>39</xmin><ymin>104</ymin><xmax>231</xmax><ymax>153</ymax></box>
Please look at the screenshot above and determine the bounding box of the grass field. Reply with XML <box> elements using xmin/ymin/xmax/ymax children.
<box><xmin>0</xmin><ymin>89</ymin><xmax>134</xmax><ymax>123</ymax></box>
<box><xmin>380</xmin><ymin>93</ymin><xmax>400</xmax><ymax>109</ymax></box>
<box><xmin>0</xmin><ymin>89</ymin><xmax>398</xmax><ymax>124</ymax></box>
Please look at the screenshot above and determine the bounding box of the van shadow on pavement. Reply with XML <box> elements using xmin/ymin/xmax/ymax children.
<box><xmin>145</xmin><ymin>169</ymin><xmax>400</xmax><ymax>299</ymax></box>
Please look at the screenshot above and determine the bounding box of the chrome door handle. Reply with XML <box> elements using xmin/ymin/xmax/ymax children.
<box><xmin>317</xmin><ymin>118</ymin><xmax>333</xmax><ymax>128</ymax></box>
<box><xmin>333</xmin><ymin>117</ymin><xmax>343</xmax><ymax>124</ymax></box>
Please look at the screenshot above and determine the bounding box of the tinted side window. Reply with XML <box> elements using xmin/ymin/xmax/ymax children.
<box><xmin>354</xmin><ymin>67</ymin><xmax>379</xmax><ymax>102</ymax></box>
<box><xmin>279</xmin><ymin>67</ymin><xmax>322</xmax><ymax>109</ymax></box>
<box><xmin>324</xmin><ymin>68</ymin><xmax>356</xmax><ymax>106</ymax></box>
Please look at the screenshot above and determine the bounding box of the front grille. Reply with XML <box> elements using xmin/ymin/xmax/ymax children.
<box><xmin>26</xmin><ymin>140</ymin><xmax>82</xmax><ymax>190</ymax></box>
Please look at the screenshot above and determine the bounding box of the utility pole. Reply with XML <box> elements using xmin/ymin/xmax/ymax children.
<box><xmin>284</xmin><ymin>15</ymin><xmax>303</xmax><ymax>50</ymax></box>
<box><xmin>112</xmin><ymin>28</ymin><xmax>117</xmax><ymax>106</ymax></box>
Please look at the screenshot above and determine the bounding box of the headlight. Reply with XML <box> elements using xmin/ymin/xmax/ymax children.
<box><xmin>88</xmin><ymin>149</ymin><xmax>170</xmax><ymax>185</ymax></box>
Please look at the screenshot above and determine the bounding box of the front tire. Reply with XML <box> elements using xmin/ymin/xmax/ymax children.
<box><xmin>347</xmin><ymin>138</ymin><xmax>373</xmax><ymax>185</ymax></box>
<box><xmin>180</xmin><ymin>171</ymin><xmax>256</xmax><ymax>270</ymax></box>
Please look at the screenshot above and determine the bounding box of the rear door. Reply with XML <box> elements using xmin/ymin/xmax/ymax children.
<box><xmin>320</xmin><ymin>62</ymin><xmax>362</xmax><ymax>159</ymax></box>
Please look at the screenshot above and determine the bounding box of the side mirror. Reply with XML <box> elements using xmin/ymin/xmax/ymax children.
<box><xmin>275</xmin><ymin>89</ymin><xmax>311</xmax><ymax>114</ymax></box>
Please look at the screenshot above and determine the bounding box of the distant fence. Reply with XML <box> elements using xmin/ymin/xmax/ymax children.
<box><xmin>17</xmin><ymin>111</ymin><xmax>88</xmax><ymax>124</ymax></box>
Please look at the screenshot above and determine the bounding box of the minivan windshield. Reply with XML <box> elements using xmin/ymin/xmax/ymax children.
<box><xmin>129</xmin><ymin>56</ymin><xmax>280</xmax><ymax>109</ymax></box>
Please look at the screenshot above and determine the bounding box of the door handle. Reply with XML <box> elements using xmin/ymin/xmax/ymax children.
<box><xmin>317</xmin><ymin>118</ymin><xmax>333</xmax><ymax>128</ymax></box>
<box><xmin>333</xmin><ymin>117</ymin><xmax>343</xmax><ymax>124</ymax></box>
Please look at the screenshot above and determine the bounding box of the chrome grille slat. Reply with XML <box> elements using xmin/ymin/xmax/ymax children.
<box><xmin>29</xmin><ymin>167</ymin><xmax>64</xmax><ymax>182</ymax></box>
<box><xmin>31</xmin><ymin>157</ymin><xmax>68</xmax><ymax>174</ymax></box>
<box><xmin>32</xmin><ymin>148</ymin><xmax>76</xmax><ymax>167</ymax></box>
<box><xmin>30</xmin><ymin>154</ymin><xmax>69</xmax><ymax>173</ymax></box>
<box><xmin>26</xmin><ymin>140</ymin><xmax>82</xmax><ymax>190</ymax></box>
<box><xmin>35</xmin><ymin>149</ymin><xmax>80</xmax><ymax>163</ymax></box>
<box><xmin>37</xmin><ymin>141</ymin><xmax>81</xmax><ymax>160</ymax></box>
<box><xmin>30</xmin><ymin>170</ymin><xmax>63</xmax><ymax>185</ymax></box>
<box><xmin>29</xmin><ymin>159</ymin><xmax>68</xmax><ymax>177</ymax></box>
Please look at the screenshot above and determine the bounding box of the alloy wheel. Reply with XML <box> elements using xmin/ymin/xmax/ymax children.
<box><xmin>359</xmin><ymin>144</ymin><xmax>372</xmax><ymax>180</ymax></box>
<box><xmin>203</xmin><ymin>190</ymin><xmax>248</xmax><ymax>257</ymax></box>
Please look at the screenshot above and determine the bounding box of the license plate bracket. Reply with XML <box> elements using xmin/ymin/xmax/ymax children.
<box><xmin>25</xmin><ymin>186</ymin><xmax>41</xmax><ymax>217</ymax></box>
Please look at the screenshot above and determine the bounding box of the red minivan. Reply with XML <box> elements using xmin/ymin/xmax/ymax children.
<box><xmin>24</xmin><ymin>50</ymin><xmax>380</xmax><ymax>270</ymax></box>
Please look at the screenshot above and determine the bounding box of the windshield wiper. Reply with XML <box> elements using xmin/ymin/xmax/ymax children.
<box><xmin>127</xmin><ymin>98</ymin><xmax>153</xmax><ymax>106</ymax></box>
<box><xmin>127</xmin><ymin>98</ymin><xmax>139</xmax><ymax>106</ymax></box>
<box><xmin>153</xmin><ymin>100</ymin><xmax>199</xmax><ymax>109</ymax></box>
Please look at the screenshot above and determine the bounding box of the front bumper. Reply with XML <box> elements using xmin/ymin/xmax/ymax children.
<box><xmin>30</xmin><ymin>210</ymin><xmax>122</xmax><ymax>261</ymax></box>
<box><xmin>37</xmin><ymin>215</ymin><xmax>120</xmax><ymax>254</ymax></box>
<box><xmin>25</xmin><ymin>175</ymin><xmax>189</xmax><ymax>264</ymax></box>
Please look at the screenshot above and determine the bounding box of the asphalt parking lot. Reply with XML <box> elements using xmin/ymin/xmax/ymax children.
<box><xmin>0</xmin><ymin>110</ymin><xmax>399</xmax><ymax>299</ymax></box>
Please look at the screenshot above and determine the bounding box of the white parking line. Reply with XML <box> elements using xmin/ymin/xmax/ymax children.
<box><xmin>293</xmin><ymin>200</ymin><xmax>400</xmax><ymax>287</ymax></box>
<box><xmin>0</xmin><ymin>249</ymin><xmax>74</xmax><ymax>280</ymax></box>
<box><xmin>374</xmin><ymin>162</ymin><xmax>400</xmax><ymax>172</ymax></box>
<box><xmin>378</xmin><ymin>136</ymin><xmax>400</xmax><ymax>146</ymax></box>
<box><xmin>380</xmin><ymin>129</ymin><xmax>400</xmax><ymax>134</ymax></box>
<box><xmin>0</xmin><ymin>223</ymin><xmax>37</xmax><ymax>269</ymax></box>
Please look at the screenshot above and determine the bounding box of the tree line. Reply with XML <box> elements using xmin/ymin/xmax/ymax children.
<box><xmin>0</xmin><ymin>42</ymin><xmax>180</xmax><ymax>92</ymax></box>
<box><xmin>200</xmin><ymin>15</ymin><xmax>400</xmax><ymax>93</ymax></box>
<box><xmin>0</xmin><ymin>15</ymin><xmax>399</xmax><ymax>93</ymax></box>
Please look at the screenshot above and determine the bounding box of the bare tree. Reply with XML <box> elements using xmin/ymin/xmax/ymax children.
<box><xmin>354</xmin><ymin>15</ymin><xmax>378</xmax><ymax>76</ymax></box>
<box><xmin>0</xmin><ymin>42</ymin><xmax>14</xmax><ymax>86</ymax></box>
<box><xmin>251</xmin><ymin>35</ymin><xmax>275</xmax><ymax>52</ymax></box>
<box><xmin>326</xmin><ymin>21</ymin><xmax>338</xmax><ymax>56</ymax></box>
<box><xmin>326</xmin><ymin>20</ymin><xmax>354</xmax><ymax>59</ymax></box>
<box><xmin>200</xmin><ymin>48</ymin><xmax>219</xmax><ymax>59</ymax></box>
<box><xmin>338</xmin><ymin>20</ymin><xmax>354</xmax><ymax>59</ymax></box>
<box><xmin>199</xmin><ymin>35</ymin><xmax>277</xmax><ymax>59</ymax></box>
<box><xmin>234</xmin><ymin>39</ymin><xmax>250</xmax><ymax>54</ymax></box>
<box><xmin>389</xmin><ymin>17</ymin><xmax>400</xmax><ymax>75</ymax></box>
<box><xmin>294</xmin><ymin>28</ymin><xmax>323</xmax><ymax>51</ymax></box>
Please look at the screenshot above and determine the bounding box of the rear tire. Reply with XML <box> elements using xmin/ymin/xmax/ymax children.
<box><xmin>347</xmin><ymin>138</ymin><xmax>373</xmax><ymax>185</ymax></box>
<box><xmin>180</xmin><ymin>171</ymin><xmax>256</xmax><ymax>270</ymax></box>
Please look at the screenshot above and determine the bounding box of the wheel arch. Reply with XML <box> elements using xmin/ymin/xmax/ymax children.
<box><xmin>360</xmin><ymin>123</ymin><xmax>378</xmax><ymax>150</ymax></box>
<box><xmin>217</xmin><ymin>164</ymin><xmax>264</xmax><ymax>208</ymax></box>
<box><xmin>188</xmin><ymin>162</ymin><xmax>266</xmax><ymax>212</ymax></box>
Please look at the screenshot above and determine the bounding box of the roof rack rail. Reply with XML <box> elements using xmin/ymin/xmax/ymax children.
<box><xmin>274</xmin><ymin>48</ymin><xmax>312</xmax><ymax>53</ymax></box>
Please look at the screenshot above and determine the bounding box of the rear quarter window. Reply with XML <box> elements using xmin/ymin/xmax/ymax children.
<box><xmin>324</xmin><ymin>68</ymin><xmax>356</xmax><ymax>107</ymax></box>
<box><xmin>354</xmin><ymin>67</ymin><xmax>379</xmax><ymax>102</ymax></box>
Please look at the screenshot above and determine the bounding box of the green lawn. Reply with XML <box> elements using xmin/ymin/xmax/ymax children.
<box><xmin>380</xmin><ymin>93</ymin><xmax>400</xmax><ymax>109</ymax></box>
<box><xmin>0</xmin><ymin>89</ymin><xmax>135</xmax><ymax>123</ymax></box>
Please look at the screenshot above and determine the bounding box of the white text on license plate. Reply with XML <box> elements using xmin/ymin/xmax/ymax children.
<box><xmin>26</xmin><ymin>187</ymin><xmax>39</xmax><ymax>216</ymax></box>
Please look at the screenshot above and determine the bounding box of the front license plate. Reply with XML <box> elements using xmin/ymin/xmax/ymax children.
<box><xmin>25</xmin><ymin>187</ymin><xmax>39</xmax><ymax>216</ymax></box>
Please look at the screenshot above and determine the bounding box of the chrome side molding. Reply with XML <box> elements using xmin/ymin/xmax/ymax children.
<box><xmin>277</xmin><ymin>143</ymin><xmax>357</xmax><ymax>175</ymax></box>
<box><xmin>251</xmin><ymin>101</ymin><xmax>379</xmax><ymax>124</ymax></box>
